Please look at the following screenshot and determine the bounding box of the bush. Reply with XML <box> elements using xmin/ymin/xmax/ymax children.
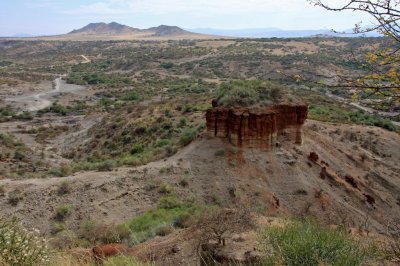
<box><xmin>155</xmin><ymin>225</ymin><xmax>174</xmax><ymax>236</ymax></box>
<box><xmin>158</xmin><ymin>183</ymin><xmax>173</xmax><ymax>194</ymax></box>
<box><xmin>178</xmin><ymin>117</ymin><xmax>187</xmax><ymax>127</ymax></box>
<box><xmin>96</xmin><ymin>160</ymin><xmax>115</xmax><ymax>172</ymax></box>
<box><xmin>179</xmin><ymin>128</ymin><xmax>197</xmax><ymax>146</ymax></box>
<box><xmin>214</xmin><ymin>149</ymin><xmax>225</xmax><ymax>156</ymax></box>
<box><xmin>126</xmin><ymin>203</ymin><xmax>202</xmax><ymax>243</ymax></box>
<box><xmin>130</xmin><ymin>144</ymin><xmax>144</xmax><ymax>155</ymax></box>
<box><xmin>160</xmin><ymin>62</ymin><xmax>175</xmax><ymax>69</ymax></box>
<box><xmin>55</xmin><ymin>205</ymin><xmax>74</xmax><ymax>221</ymax></box>
<box><xmin>154</xmin><ymin>139</ymin><xmax>170</xmax><ymax>148</ymax></box>
<box><xmin>57</xmin><ymin>181</ymin><xmax>71</xmax><ymax>195</ymax></box>
<box><xmin>78</xmin><ymin>221</ymin><xmax>130</xmax><ymax>244</ymax></box>
<box><xmin>157</xmin><ymin>195</ymin><xmax>182</xmax><ymax>209</ymax></box>
<box><xmin>0</xmin><ymin>219</ymin><xmax>49</xmax><ymax>266</ymax></box>
<box><xmin>49</xmin><ymin>164</ymin><xmax>72</xmax><ymax>177</ymax></box>
<box><xmin>215</xmin><ymin>80</ymin><xmax>285</xmax><ymax>107</ymax></box>
<box><xmin>103</xmin><ymin>255</ymin><xmax>147</xmax><ymax>266</ymax></box>
<box><xmin>13</xmin><ymin>150</ymin><xmax>26</xmax><ymax>161</ymax></box>
<box><xmin>51</xmin><ymin>222</ymin><xmax>66</xmax><ymax>234</ymax></box>
<box><xmin>259</xmin><ymin>219</ymin><xmax>376</xmax><ymax>266</ymax></box>
<box><xmin>8</xmin><ymin>189</ymin><xmax>23</xmax><ymax>206</ymax></box>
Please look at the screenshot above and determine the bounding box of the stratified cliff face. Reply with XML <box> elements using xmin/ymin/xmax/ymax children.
<box><xmin>206</xmin><ymin>104</ymin><xmax>308</xmax><ymax>149</ymax></box>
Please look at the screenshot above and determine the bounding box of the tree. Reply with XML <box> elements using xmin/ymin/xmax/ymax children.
<box><xmin>309</xmin><ymin>0</ymin><xmax>400</xmax><ymax>109</ymax></box>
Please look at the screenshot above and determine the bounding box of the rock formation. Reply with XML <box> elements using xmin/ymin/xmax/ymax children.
<box><xmin>206</xmin><ymin>104</ymin><xmax>308</xmax><ymax>150</ymax></box>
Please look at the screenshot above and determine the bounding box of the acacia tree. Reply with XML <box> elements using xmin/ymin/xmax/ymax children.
<box><xmin>309</xmin><ymin>0</ymin><xmax>400</xmax><ymax>109</ymax></box>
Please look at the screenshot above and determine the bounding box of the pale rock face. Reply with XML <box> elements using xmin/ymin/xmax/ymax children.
<box><xmin>206</xmin><ymin>104</ymin><xmax>308</xmax><ymax>150</ymax></box>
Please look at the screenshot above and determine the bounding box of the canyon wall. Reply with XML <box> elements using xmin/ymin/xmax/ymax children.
<box><xmin>206</xmin><ymin>104</ymin><xmax>308</xmax><ymax>149</ymax></box>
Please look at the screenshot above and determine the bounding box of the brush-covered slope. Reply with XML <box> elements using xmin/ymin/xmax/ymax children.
<box><xmin>0</xmin><ymin>120</ymin><xmax>399</xmax><ymax>236</ymax></box>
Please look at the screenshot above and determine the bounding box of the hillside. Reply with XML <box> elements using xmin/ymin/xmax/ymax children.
<box><xmin>0</xmin><ymin>120</ymin><xmax>399</xmax><ymax>264</ymax></box>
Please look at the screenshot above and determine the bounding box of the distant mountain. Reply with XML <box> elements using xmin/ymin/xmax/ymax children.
<box><xmin>189</xmin><ymin>27</ymin><xmax>381</xmax><ymax>38</ymax></box>
<box><xmin>146</xmin><ymin>25</ymin><xmax>190</xmax><ymax>36</ymax></box>
<box><xmin>69</xmin><ymin>22</ymin><xmax>140</xmax><ymax>35</ymax></box>
<box><xmin>68</xmin><ymin>22</ymin><xmax>192</xmax><ymax>37</ymax></box>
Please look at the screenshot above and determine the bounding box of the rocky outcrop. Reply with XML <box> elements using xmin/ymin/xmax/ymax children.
<box><xmin>206</xmin><ymin>104</ymin><xmax>308</xmax><ymax>149</ymax></box>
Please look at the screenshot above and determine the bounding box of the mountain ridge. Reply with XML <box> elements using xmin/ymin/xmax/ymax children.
<box><xmin>69</xmin><ymin>22</ymin><xmax>140</xmax><ymax>35</ymax></box>
<box><xmin>68</xmin><ymin>22</ymin><xmax>191</xmax><ymax>37</ymax></box>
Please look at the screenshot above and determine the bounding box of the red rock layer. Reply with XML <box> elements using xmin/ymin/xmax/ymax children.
<box><xmin>206</xmin><ymin>104</ymin><xmax>308</xmax><ymax>149</ymax></box>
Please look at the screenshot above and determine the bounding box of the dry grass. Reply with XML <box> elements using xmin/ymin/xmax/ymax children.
<box><xmin>53</xmin><ymin>253</ymin><xmax>150</xmax><ymax>266</ymax></box>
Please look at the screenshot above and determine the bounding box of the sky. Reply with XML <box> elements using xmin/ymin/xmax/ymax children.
<box><xmin>0</xmin><ymin>0</ymin><xmax>373</xmax><ymax>36</ymax></box>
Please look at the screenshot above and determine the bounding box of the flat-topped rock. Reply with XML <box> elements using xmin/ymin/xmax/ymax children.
<box><xmin>206</xmin><ymin>104</ymin><xmax>308</xmax><ymax>149</ymax></box>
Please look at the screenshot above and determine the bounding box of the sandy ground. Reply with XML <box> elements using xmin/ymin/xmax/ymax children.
<box><xmin>3</xmin><ymin>77</ymin><xmax>87</xmax><ymax>113</ymax></box>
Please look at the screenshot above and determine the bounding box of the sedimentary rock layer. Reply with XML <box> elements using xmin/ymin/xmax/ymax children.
<box><xmin>206</xmin><ymin>104</ymin><xmax>308</xmax><ymax>149</ymax></box>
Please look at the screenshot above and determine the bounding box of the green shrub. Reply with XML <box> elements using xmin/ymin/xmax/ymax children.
<box><xmin>103</xmin><ymin>255</ymin><xmax>147</xmax><ymax>266</ymax></box>
<box><xmin>0</xmin><ymin>133</ymin><xmax>17</xmax><ymax>147</ymax></box>
<box><xmin>179</xmin><ymin>128</ymin><xmax>197</xmax><ymax>146</ymax></box>
<box><xmin>158</xmin><ymin>183</ymin><xmax>173</xmax><ymax>194</ymax></box>
<box><xmin>259</xmin><ymin>219</ymin><xmax>377</xmax><ymax>266</ymax></box>
<box><xmin>158</xmin><ymin>195</ymin><xmax>182</xmax><ymax>209</ymax></box>
<box><xmin>126</xmin><ymin>202</ymin><xmax>202</xmax><ymax>243</ymax></box>
<box><xmin>96</xmin><ymin>160</ymin><xmax>115</xmax><ymax>172</ymax></box>
<box><xmin>215</xmin><ymin>80</ymin><xmax>284</xmax><ymax>107</ymax></box>
<box><xmin>122</xmin><ymin>91</ymin><xmax>141</xmax><ymax>101</ymax></box>
<box><xmin>154</xmin><ymin>225</ymin><xmax>173</xmax><ymax>236</ymax></box>
<box><xmin>130</xmin><ymin>144</ymin><xmax>144</xmax><ymax>155</ymax></box>
<box><xmin>57</xmin><ymin>181</ymin><xmax>71</xmax><ymax>195</ymax></box>
<box><xmin>8</xmin><ymin>189</ymin><xmax>23</xmax><ymax>206</ymax></box>
<box><xmin>154</xmin><ymin>139</ymin><xmax>170</xmax><ymax>148</ymax></box>
<box><xmin>78</xmin><ymin>221</ymin><xmax>130</xmax><ymax>244</ymax></box>
<box><xmin>179</xmin><ymin>178</ymin><xmax>189</xmax><ymax>187</ymax></box>
<box><xmin>160</xmin><ymin>62</ymin><xmax>175</xmax><ymax>69</ymax></box>
<box><xmin>13</xmin><ymin>150</ymin><xmax>26</xmax><ymax>161</ymax></box>
<box><xmin>214</xmin><ymin>149</ymin><xmax>225</xmax><ymax>156</ymax></box>
<box><xmin>48</xmin><ymin>164</ymin><xmax>72</xmax><ymax>177</ymax></box>
<box><xmin>16</xmin><ymin>111</ymin><xmax>33</xmax><ymax>120</ymax></box>
<box><xmin>55</xmin><ymin>205</ymin><xmax>74</xmax><ymax>221</ymax></box>
<box><xmin>178</xmin><ymin>117</ymin><xmax>187</xmax><ymax>127</ymax></box>
<box><xmin>51</xmin><ymin>222</ymin><xmax>66</xmax><ymax>234</ymax></box>
<box><xmin>0</xmin><ymin>219</ymin><xmax>49</xmax><ymax>266</ymax></box>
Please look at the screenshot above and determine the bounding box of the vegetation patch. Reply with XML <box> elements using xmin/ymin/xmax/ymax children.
<box><xmin>0</xmin><ymin>219</ymin><xmax>49</xmax><ymax>266</ymax></box>
<box><xmin>126</xmin><ymin>195</ymin><xmax>202</xmax><ymax>244</ymax></box>
<box><xmin>215</xmin><ymin>80</ymin><xmax>285</xmax><ymax>107</ymax></box>
<box><xmin>259</xmin><ymin>218</ymin><xmax>378</xmax><ymax>266</ymax></box>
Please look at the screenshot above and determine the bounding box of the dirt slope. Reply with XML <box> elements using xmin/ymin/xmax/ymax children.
<box><xmin>0</xmin><ymin>120</ymin><xmax>399</xmax><ymax>237</ymax></box>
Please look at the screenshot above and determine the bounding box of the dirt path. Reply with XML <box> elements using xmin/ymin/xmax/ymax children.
<box><xmin>3</xmin><ymin>77</ymin><xmax>87</xmax><ymax>113</ymax></box>
<box><xmin>4</xmin><ymin>54</ymin><xmax>91</xmax><ymax>113</ymax></box>
<box><xmin>80</xmin><ymin>55</ymin><xmax>91</xmax><ymax>63</ymax></box>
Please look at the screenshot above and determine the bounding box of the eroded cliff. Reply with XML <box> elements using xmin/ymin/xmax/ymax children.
<box><xmin>206</xmin><ymin>104</ymin><xmax>308</xmax><ymax>149</ymax></box>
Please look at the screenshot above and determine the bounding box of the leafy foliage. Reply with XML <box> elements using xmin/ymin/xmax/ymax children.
<box><xmin>0</xmin><ymin>219</ymin><xmax>49</xmax><ymax>266</ymax></box>
<box><xmin>216</xmin><ymin>80</ymin><xmax>284</xmax><ymax>107</ymax></box>
<box><xmin>310</xmin><ymin>0</ymin><xmax>400</xmax><ymax>108</ymax></box>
